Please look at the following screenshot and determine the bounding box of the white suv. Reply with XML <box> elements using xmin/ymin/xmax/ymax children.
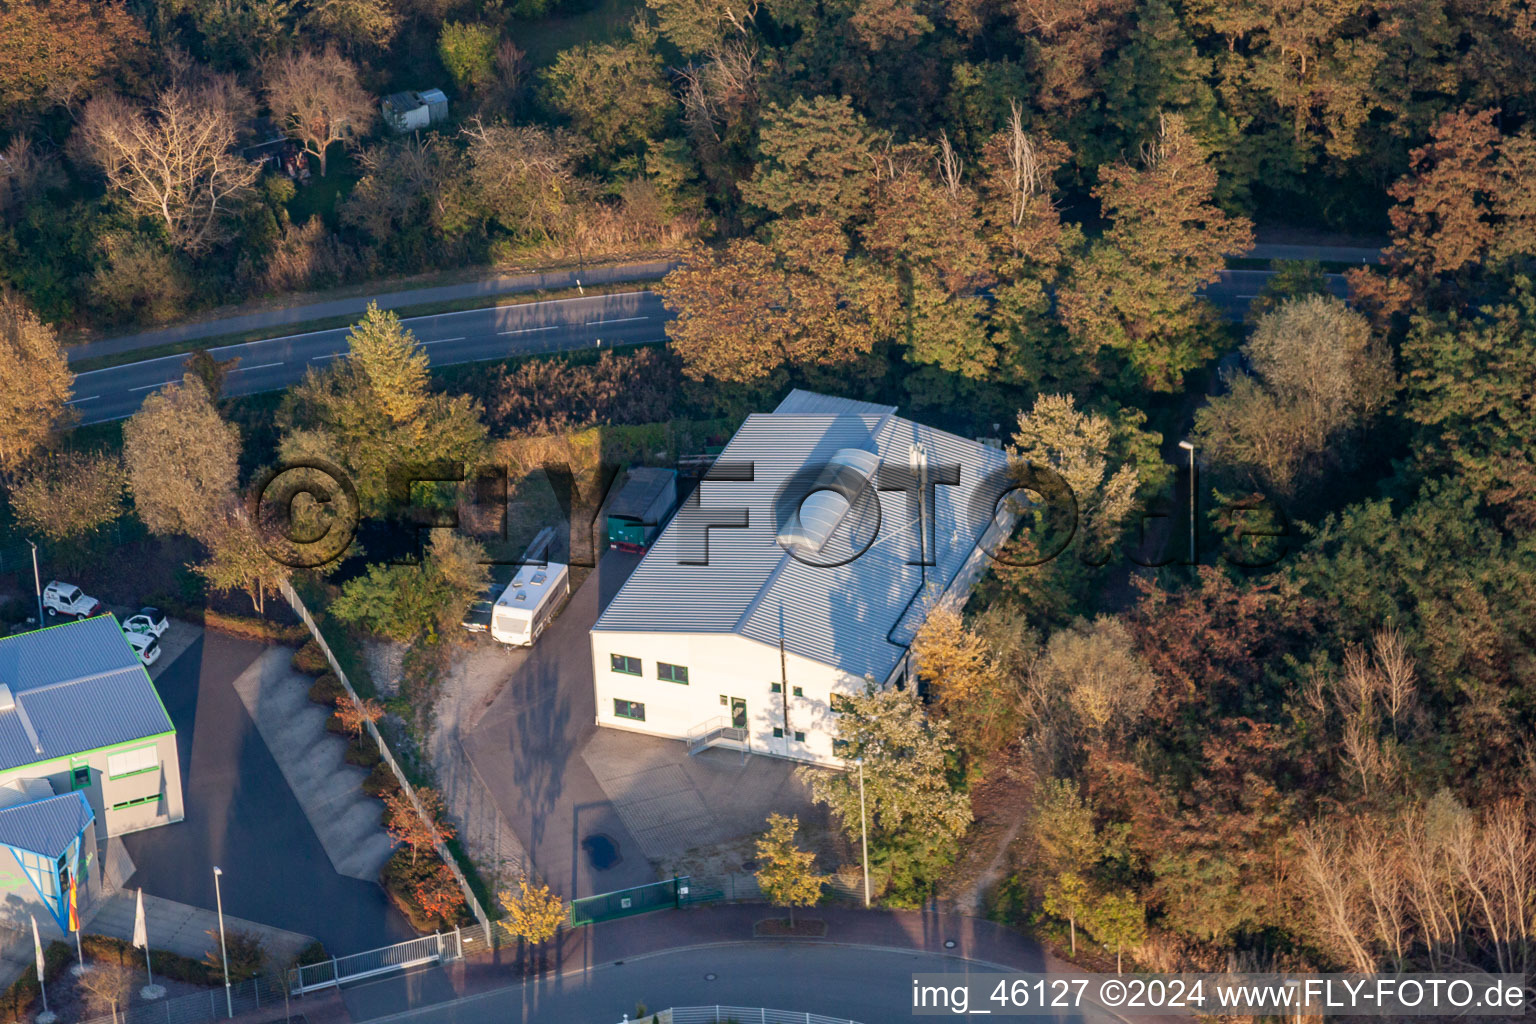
<box><xmin>42</xmin><ymin>581</ymin><xmax>103</xmax><ymax>620</ymax></box>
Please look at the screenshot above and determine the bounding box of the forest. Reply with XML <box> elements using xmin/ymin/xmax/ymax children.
<box><xmin>0</xmin><ymin>0</ymin><xmax>1532</xmax><ymax>983</ymax></box>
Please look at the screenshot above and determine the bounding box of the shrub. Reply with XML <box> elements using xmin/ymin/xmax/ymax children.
<box><xmin>362</xmin><ymin>761</ymin><xmax>400</xmax><ymax>797</ymax></box>
<box><xmin>0</xmin><ymin>940</ymin><xmax>73</xmax><ymax>1023</ymax></box>
<box><xmin>345</xmin><ymin>737</ymin><xmax>383</xmax><ymax>768</ymax></box>
<box><xmin>202</xmin><ymin>930</ymin><xmax>266</xmax><ymax>983</ymax></box>
<box><xmin>205</xmin><ymin>610</ymin><xmax>308</xmax><ymax>644</ymax></box>
<box><xmin>289</xmin><ymin>940</ymin><xmax>328</xmax><ymax>970</ymax></box>
<box><xmin>308</xmin><ymin>673</ymin><xmax>345</xmax><ymax>706</ymax></box>
<box><xmin>325</xmin><ymin>712</ymin><xmax>349</xmax><ymax>735</ymax></box>
<box><xmin>484</xmin><ymin>347</ymin><xmax>680</xmax><ymax>437</ymax></box>
<box><xmin>292</xmin><ymin>638</ymin><xmax>330</xmax><ymax>675</ymax></box>
<box><xmin>381</xmin><ymin>848</ymin><xmax>471</xmax><ymax>933</ymax></box>
<box><xmin>80</xmin><ymin>934</ymin><xmax>214</xmax><ymax>985</ymax></box>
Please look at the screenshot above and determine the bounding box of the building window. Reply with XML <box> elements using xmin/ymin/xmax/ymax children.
<box><xmin>613</xmin><ymin>699</ymin><xmax>645</xmax><ymax>721</ymax></box>
<box><xmin>106</xmin><ymin>745</ymin><xmax>158</xmax><ymax>779</ymax></box>
<box><xmin>70</xmin><ymin>766</ymin><xmax>90</xmax><ymax>791</ymax></box>
<box><xmin>771</xmin><ymin>682</ymin><xmax>782</xmax><ymax>693</ymax></box>
<box><xmin>719</xmin><ymin>694</ymin><xmax>728</xmax><ymax>705</ymax></box>
<box><xmin>111</xmin><ymin>794</ymin><xmax>162</xmax><ymax>811</ymax></box>
<box><xmin>610</xmin><ymin>654</ymin><xmax>642</xmax><ymax>676</ymax></box>
<box><xmin>794</xmin><ymin>731</ymin><xmax>806</xmax><ymax>742</ymax></box>
<box><xmin>657</xmin><ymin>662</ymin><xmax>689</xmax><ymax>684</ymax></box>
<box><xmin>830</xmin><ymin>694</ymin><xmax>854</xmax><ymax>714</ymax></box>
<box><xmin>792</xmin><ymin>686</ymin><xmax>803</xmax><ymax>697</ymax></box>
<box><xmin>773</xmin><ymin>727</ymin><xmax>783</xmax><ymax>738</ymax></box>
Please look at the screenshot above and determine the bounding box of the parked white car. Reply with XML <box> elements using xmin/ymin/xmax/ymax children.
<box><xmin>123</xmin><ymin>629</ymin><xmax>161</xmax><ymax>667</ymax></box>
<box><xmin>123</xmin><ymin>607</ymin><xmax>169</xmax><ymax>638</ymax></box>
<box><xmin>41</xmin><ymin>581</ymin><xmax>103</xmax><ymax>620</ymax></box>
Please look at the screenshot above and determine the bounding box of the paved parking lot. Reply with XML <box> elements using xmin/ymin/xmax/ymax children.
<box><xmin>462</xmin><ymin>551</ymin><xmax>823</xmax><ymax>901</ymax></box>
<box><xmin>122</xmin><ymin>630</ymin><xmax>414</xmax><ymax>955</ymax></box>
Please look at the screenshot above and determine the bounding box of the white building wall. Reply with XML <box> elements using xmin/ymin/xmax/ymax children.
<box><xmin>590</xmin><ymin>630</ymin><xmax>872</xmax><ymax>765</ymax></box>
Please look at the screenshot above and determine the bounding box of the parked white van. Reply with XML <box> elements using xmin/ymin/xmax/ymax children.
<box><xmin>490</xmin><ymin>563</ymin><xmax>570</xmax><ymax>646</ymax></box>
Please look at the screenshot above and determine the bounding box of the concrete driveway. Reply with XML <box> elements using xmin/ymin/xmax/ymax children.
<box><xmin>462</xmin><ymin>552</ymin><xmax>653</xmax><ymax>899</ymax></box>
<box><xmin>122</xmin><ymin>631</ymin><xmax>414</xmax><ymax>955</ymax></box>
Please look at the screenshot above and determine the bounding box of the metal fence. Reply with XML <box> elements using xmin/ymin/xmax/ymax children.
<box><xmin>570</xmin><ymin>876</ymin><xmax>687</xmax><ymax>926</ymax></box>
<box><xmin>77</xmin><ymin>973</ymin><xmax>290</xmax><ymax>1024</ymax></box>
<box><xmin>279</xmin><ymin>580</ymin><xmax>492</xmax><ymax>936</ymax></box>
<box><xmin>289</xmin><ymin>923</ymin><xmax>493</xmax><ymax>995</ymax></box>
<box><xmin>634</xmin><ymin>1008</ymin><xmax>867</xmax><ymax>1024</ymax></box>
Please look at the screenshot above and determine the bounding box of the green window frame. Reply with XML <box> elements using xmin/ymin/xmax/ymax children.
<box><xmin>70</xmin><ymin>765</ymin><xmax>90</xmax><ymax>791</ymax></box>
<box><xmin>791</xmin><ymin>686</ymin><xmax>803</xmax><ymax>697</ymax></box>
<box><xmin>794</xmin><ymin>731</ymin><xmax>806</xmax><ymax>742</ymax></box>
<box><xmin>657</xmin><ymin>662</ymin><xmax>689</xmax><ymax>684</ymax></box>
<box><xmin>773</xmin><ymin>727</ymin><xmax>783</xmax><ymax>738</ymax></box>
<box><xmin>613</xmin><ymin>699</ymin><xmax>645</xmax><ymax>721</ymax></box>
<box><xmin>111</xmin><ymin>794</ymin><xmax>162</xmax><ymax>811</ymax></box>
<box><xmin>771</xmin><ymin>682</ymin><xmax>782</xmax><ymax>694</ymax></box>
<box><xmin>610</xmin><ymin>654</ymin><xmax>642</xmax><ymax>676</ymax></box>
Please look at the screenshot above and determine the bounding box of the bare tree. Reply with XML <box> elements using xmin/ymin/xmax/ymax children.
<box><xmin>1373</xmin><ymin>628</ymin><xmax>1417</xmax><ymax>736</ymax></box>
<box><xmin>263</xmin><ymin>47</ymin><xmax>373</xmax><ymax>177</ymax></box>
<box><xmin>75</xmin><ymin>80</ymin><xmax>261</xmax><ymax>252</ymax></box>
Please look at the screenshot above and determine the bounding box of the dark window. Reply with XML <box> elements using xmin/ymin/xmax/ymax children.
<box><xmin>792</xmin><ymin>686</ymin><xmax>803</xmax><ymax>697</ymax></box>
<box><xmin>794</xmin><ymin>731</ymin><xmax>806</xmax><ymax>742</ymax></box>
<box><xmin>70</xmin><ymin>766</ymin><xmax>90</xmax><ymax>790</ymax></box>
<box><xmin>613</xmin><ymin>699</ymin><xmax>645</xmax><ymax>721</ymax></box>
<box><xmin>830</xmin><ymin>694</ymin><xmax>854</xmax><ymax>714</ymax></box>
<box><xmin>771</xmin><ymin>682</ymin><xmax>782</xmax><ymax>693</ymax></box>
<box><xmin>657</xmin><ymin>662</ymin><xmax>689</xmax><ymax>684</ymax></box>
<box><xmin>719</xmin><ymin>694</ymin><xmax>728</xmax><ymax>705</ymax></box>
<box><xmin>773</xmin><ymin>727</ymin><xmax>783</xmax><ymax>738</ymax></box>
<box><xmin>610</xmin><ymin>654</ymin><xmax>642</xmax><ymax>676</ymax></box>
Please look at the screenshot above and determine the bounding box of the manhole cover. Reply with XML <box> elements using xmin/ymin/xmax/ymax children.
<box><xmin>705</xmin><ymin>973</ymin><xmax>717</xmax><ymax>981</ymax></box>
<box><xmin>582</xmin><ymin>832</ymin><xmax>622</xmax><ymax>870</ymax></box>
<box><xmin>944</xmin><ymin>939</ymin><xmax>957</xmax><ymax>949</ymax></box>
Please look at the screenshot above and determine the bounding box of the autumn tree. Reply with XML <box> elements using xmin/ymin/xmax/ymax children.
<box><xmin>383</xmin><ymin>787</ymin><xmax>455</xmax><ymax>866</ymax></box>
<box><xmin>0</xmin><ymin>294</ymin><xmax>72</xmax><ymax>473</ymax></box>
<box><xmin>461</xmin><ymin>119</ymin><xmax>583</xmax><ymax>245</ymax></box>
<box><xmin>1029</xmin><ymin>617</ymin><xmax>1156</xmax><ymax>756</ymax></box>
<box><xmin>331</xmin><ymin>532</ymin><xmax>489</xmax><ymax>641</ymax></box>
<box><xmin>499</xmin><ymin>876</ymin><xmax>568</xmax><ymax>945</ymax></box>
<box><xmin>1058</xmin><ymin>114</ymin><xmax>1253</xmax><ymax>390</ymax></box>
<box><xmin>335</xmin><ymin>694</ymin><xmax>385</xmax><ymax>740</ymax></box>
<box><xmin>543</xmin><ymin>25</ymin><xmax>672</xmax><ymax>164</ymax></box>
<box><xmin>754</xmin><ymin>813</ymin><xmax>827</xmax><ymax>926</ymax></box>
<box><xmin>195</xmin><ymin>512</ymin><xmax>292</xmax><ymax>615</ymax></box>
<box><xmin>0</xmin><ymin>0</ymin><xmax>148</xmax><ymax>122</ymax></box>
<box><xmin>740</xmin><ymin>96</ymin><xmax>882</xmax><ymax>226</ymax></box>
<box><xmin>302</xmin><ymin>0</ymin><xmax>397</xmax><ymax>50</ymax></box>
<box><xmin>280</xmin><ymin>304</ymin><xmax>486</xmax><ymax>516</ymax></box>
<box><xmin>1194</xmin><ymin>295</ymin><xmax>1395</xmax><ymax>499</ymax></box>
<box><xmin>646</xmin><ymin>0</ymin><xmax>758</xmax><ymax>54</ymax></box>
<box><xmin>10</xmin><ymin>450</ymin><xmax>124</xmax><ymax>546</ymax></box>
<box><xmin>75</xmin><ymin>80</ymin><xmax>262</xmax><ymax>253</ymax></box>
<box><xmin>1084</xmin><ymin>890</ymin><xmax>1146</xmax><ymax>973</ymax></box>
<box><xmin>414</xmin><ymin>864</ymin><xmax>466</xmax><ymax>924</ymax></box>
<box><xmin>658</xmin><ymin>219</ymin><xmax>896</xmax><ymax>384</ymax></box>
<box><xmin>263</xmin><ymin>48</ymin><xmax>373</xmax><ymax>177</ymax></box>
<box><xmin>798</xmin><ymin>684</ymin><xmax>971</xmax><ymax>902</ymax></box>
<box><xmin>1043</xmin><ymin>870</ymin><xmax>1090</xmax><ymax>956</ymax></box>
<box><xmin>122</xmin><ymin>376</ymin><xmax>241</xmax><ymax>539</ymax></box>
<box><xmin>76</xmin><ymin>957</ymin><xmax>134</xmax><ymax>1024</ymax></box>
<box><xmin>910</xmin><ymin>606</ymin><xmax>1017</xmax><ymax>756</ymax></box>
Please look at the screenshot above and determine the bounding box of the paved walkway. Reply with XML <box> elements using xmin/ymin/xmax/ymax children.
<box><xmin>84</xmin><ymin>889</ymin><xmax>314</xmax><ymax>965</ymax></box>
<box><xmin>69</xmin><ymin>260</ymin><xmax>680</xmax><ymax>363</ymax></box>
<box><xmin>228</xmin><ymin>647</ymin><xmax>395</xmax><ymax>882</ymax></box>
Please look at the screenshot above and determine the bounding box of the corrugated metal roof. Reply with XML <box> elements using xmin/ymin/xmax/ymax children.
<box><xmin>0</xmin><ymin>616</ymin><xmax>173</xmax><ymax>773</ymax></box>
<box><xmin>0</xmin><ymin>792</ymin><xmax>94</xmax><ymax>858</ymax></box>
<box><xmin>593</xmin><ymin>394</ymin><xmax>1010</xmax><ymax>680</ymax></box>
<box><xmin>773</xmin><ymin>390</ymin><xmax>898</xmax><ymax>417</ymax></box>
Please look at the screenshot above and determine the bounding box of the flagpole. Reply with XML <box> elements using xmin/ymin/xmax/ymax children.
<box><xmin>136</xmin><ymin>888</ymin><xmax>164</xmax><ymax>1000</ymax></box>
<box><xmin>32</xmin><ymin>916</ymin><xmax>55</xmax><ymax>1024</ymax></box>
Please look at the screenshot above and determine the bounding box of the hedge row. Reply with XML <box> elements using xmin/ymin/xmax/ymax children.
<box><xmin>204</xmin><ymin>610</ymin><xmax>309</xmax><ymax>645</ymax></box>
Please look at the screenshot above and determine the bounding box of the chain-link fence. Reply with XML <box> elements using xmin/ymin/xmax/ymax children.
<box><xmin>76</xmin><ymin>972</ymin><xmax>290</xmax><ymax>1024</ymax></box>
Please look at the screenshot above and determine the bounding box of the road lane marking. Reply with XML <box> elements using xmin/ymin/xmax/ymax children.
<box><xmin>233</xmin><ymin>361</ymin><xmax>285</xmax><ymax>372</ymax></box>
<box><xmin>420</xmin><ymin>336</ymin><xmax>465</xmax><ymax>345</ymax></box>
<box><xmin>585</xmin><ymin>316</ymin><xmax>648</xmax><ymax>325</ymax></box>
<box><xmin>498</xmin><ymin>325</ymin><xmax>559</xmax><ymax>335</ymax></box>
<box><xmin>129</xmin><ymin>380</ymin><xmax>179</xmax><ymax>392</ymax></box>
<box><xmin>68</xmin><ymin>395</ymin><xmax>100</xmax><ymax>404</ymax></box>
<box><xmin>311</xmin><ymin>353</ymin><xmax>342</xmax><ymax>361</ymax></box>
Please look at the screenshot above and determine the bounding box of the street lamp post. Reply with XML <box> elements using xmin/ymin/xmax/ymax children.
<box><xmin>27</xmin><ymin>540</ymin><xmax>42</xmax><ymax>626</ymax></box>
<box><xmin>213</xmin><ymin>867</ymin><xmax>232</xmax><ymax>1018</ymax></box>
<box><xmin>856</xmin><ymin>759</ymin><xmax>870</xmax><ymax>909</ymax></box>
<box><xmin>1178</xmin><ymin>440</ymin><xmax>1196</xmax><ymax>564</ymax></box>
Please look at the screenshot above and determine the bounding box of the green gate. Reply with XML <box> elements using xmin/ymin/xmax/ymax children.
<box><xmin>570</xmin><ymin>876</ymin><xmax>688</xmax><ymax>926</ymax></box>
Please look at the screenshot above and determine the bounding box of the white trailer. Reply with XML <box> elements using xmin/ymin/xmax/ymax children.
<box><xmin>490</xmin><ymin>562</ymin><xmax>570</xmax><ymax>646</ymax></box>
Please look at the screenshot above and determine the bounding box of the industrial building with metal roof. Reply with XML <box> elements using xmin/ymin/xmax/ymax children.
<box><xmin>0</xmin><ymin>615</ymin><xmax>184</xmax><ymax>934</ymax></box>
<box><xmin>590</xmin><ymin>390</ymin><xmax>1017</xmax><ymax>765</ymax></box>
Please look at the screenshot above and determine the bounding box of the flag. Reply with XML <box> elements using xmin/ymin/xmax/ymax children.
<box><xmin>30</xmin><ymin>916</ymin><xmax>43</xmax><ymax>979</ymax></box>
<box><xmin>67</xmin><ymin>872</ymin><xmax>78</xmax><ymax>933</ymax></box>
<box><xmin>132</xmin><ymin>888</ymin><xmax>147</xmax><ymax>950</ymax></box>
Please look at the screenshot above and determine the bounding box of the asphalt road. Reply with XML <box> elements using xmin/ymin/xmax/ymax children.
<box><xmin>71</xmin><ymin>289</ymin><xmax>669</xmax><ymax>425</ymax></box>
<box><xmin>69</xmin><ymin>268</ymin><xmax>1347</xmax><ymax>426</ymax></box>
<box><xmin>340</xmin><ymin>944</ymin><xmax>1126</xmax><ymax>1023</ymax></box>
